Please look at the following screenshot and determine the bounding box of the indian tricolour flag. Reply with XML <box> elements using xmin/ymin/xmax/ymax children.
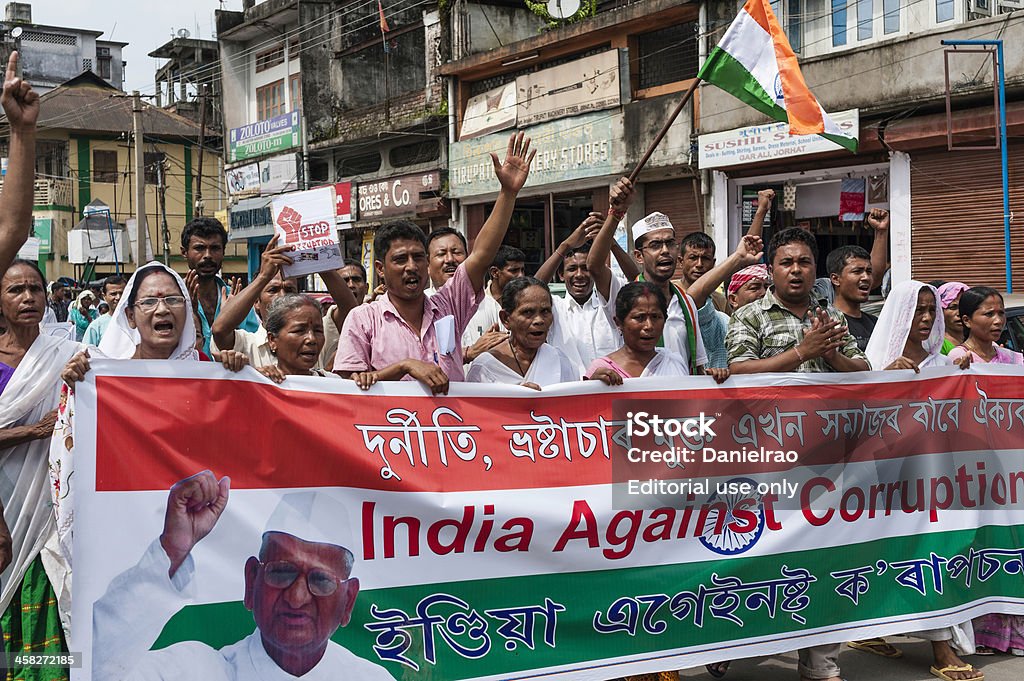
<box><xmin>699</xmin><ymin>0</ymin><xmax>857</xmax><ymax>151</ymax></box>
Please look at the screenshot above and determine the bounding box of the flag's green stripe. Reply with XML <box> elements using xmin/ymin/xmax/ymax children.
<box><xmin>153</xmin><ymin>524</ymin><xmax>1024</xmax><ymax>680</ymax></box>
<box><xmin>698</xmin><ymin>47</ymin><xmax>788</xmax><ymax>124</ymax></box>
<box><xmin>823</xmin><ymin>130</ymin><xmax>859</xmax><ymax>152</ymax></box>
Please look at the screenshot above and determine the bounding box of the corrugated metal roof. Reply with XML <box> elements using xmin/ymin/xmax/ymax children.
<box><xmin>3</xmin><ymin>71</ymin><xmax>207</xmax><ymax>138</ymax></box>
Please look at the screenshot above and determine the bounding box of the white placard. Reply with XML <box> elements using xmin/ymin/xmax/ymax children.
<box><xmin>271</xmin><ymin>186</ymin><xmax>343</xmax><ymax>278</ymax></box>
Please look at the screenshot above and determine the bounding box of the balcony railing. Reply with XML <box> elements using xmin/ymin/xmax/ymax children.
<box><xmin>0</xmin><ymin>177</ymin><xmax>75</xmax><ymax>208</ymax></box>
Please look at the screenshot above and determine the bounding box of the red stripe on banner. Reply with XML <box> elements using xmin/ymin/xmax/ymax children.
<box><xmin>93</xmin><ymin>373</ymin><xmax>1023</xmax><ymax>493</ymax></box>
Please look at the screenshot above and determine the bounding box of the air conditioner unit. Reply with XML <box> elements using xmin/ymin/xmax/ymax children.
<box><xmin>968</xmin><ymin>0</ymin><xmax>993</xmax><ymax>17</ymax></box>
<box><xmin>97</xmin><ymin>46</ymin><xmax>110</xmax><ymax>56</ymax></box>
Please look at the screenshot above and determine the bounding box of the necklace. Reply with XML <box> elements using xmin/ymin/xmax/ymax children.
<box><xmin>965</xmin><ymin>340</ymin><xmax>995</xmax><ymax>361</ymax></box>
<box><xmin>508</xmin><ymin>339</ymin><xmax>527</xmax><ymax>376</ymax></box>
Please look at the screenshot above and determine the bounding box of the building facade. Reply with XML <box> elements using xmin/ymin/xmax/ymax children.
<box><xmin>0</xmin><ymin>2</ymin><xmax>126</xmax><ymax>94</ymax></box>
<box><xmin>1</xmin><ymin>71</ymin><xmax>232</xmax><ymax>281</ymax></box>
<box><xmin>443</xmin><ymin>0</ymin><xmax>709</xmax><ymax>275</ymax></box>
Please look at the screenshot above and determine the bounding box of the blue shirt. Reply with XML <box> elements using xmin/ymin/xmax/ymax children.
<box><xmin>698</xmin><ymin>297</ymin><xmax>730</xmax><ymax>369</ymax></box>
<box><xmin>195</xmin><ymin>277</ymin><xmax>260</xmax><ymax>355</ymax></box>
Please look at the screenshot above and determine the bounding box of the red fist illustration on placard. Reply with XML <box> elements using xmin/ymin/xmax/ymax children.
<box><xmin>276</xmin><ymin>206</ymin><xmax>303</xmax><ymax>244</ymax></box>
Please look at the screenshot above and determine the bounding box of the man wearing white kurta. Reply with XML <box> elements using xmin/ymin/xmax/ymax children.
<box><xmin>93</xmin><ymin>472</ymin><xmax>393</xmax><ymax>681</ymax></box>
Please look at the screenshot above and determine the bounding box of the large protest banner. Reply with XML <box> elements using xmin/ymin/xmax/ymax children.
<box><xmin>70</xmin><ymin>361</ymin><xmax>1024</xmax><ymax>680</ymax></box>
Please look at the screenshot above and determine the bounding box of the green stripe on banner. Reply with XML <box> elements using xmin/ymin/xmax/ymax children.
<box><xmin>152</xmin><ymin>525</ymin><xmax>1024</xmax><ymax>679</ymax></box>
<box><xmin>823</xmin><ymin>130</ymin><xmax>859</xmax><ymax>153</ymax></box>
<box><xmin>698</xmin><ymin>48</ymin><xmax>788</xmax><ymax>124</ymax></box>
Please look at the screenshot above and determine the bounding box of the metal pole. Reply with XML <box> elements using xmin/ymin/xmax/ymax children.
<box><xmin>158</xmin><ymin>160</ymin><xmax>170</xmax><ymax>265</ymax></box>
<box><xmin>132</xmin><ymin>91</ymin><xmax>148</xmax><ymax>268</ymax></box>
<box><xmin>941</xmin><ymin>39</ymin><xmax>1012</xmax><ymax>293</ymax></box>
<box><xmin>996</xmin><ymin>41</ymin><xmax>1011</xmax><ymax>294</ymax></box>
<box><xmin>195</xmin><ymin>85</ymin><xmax>207</xmax><ymax>216</ymax></box>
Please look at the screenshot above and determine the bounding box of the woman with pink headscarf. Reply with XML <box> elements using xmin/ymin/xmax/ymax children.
<box><xmin>936</xmin><ymin>282</ymin><xmax>968</xmax><ymax>355</ymax></box>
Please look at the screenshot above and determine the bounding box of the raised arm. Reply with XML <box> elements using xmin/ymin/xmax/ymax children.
<box><xmin>587</xmin><ymin>177</ymin><xmax>635</xmax><ymax>300</ymax></box>
<box><xmin>463</xmin><ymin>133</ymin><xmax>535</xmax><ymax>291</ymax></box>
<box><xmin>611</xmin><ymin>240</ymin><xmax>641</xmax><ymax>282</ymax></box>
<box><xmin>536</xmin><ymin>213</ymin><xmax>601</xmax><ymax>283</ymax></box>
<box><xmin>211</xmin><ymin>235</ymin><xmax>293</xmax><ymax>351</ymax></box>
<box><xmin>0</xmin><ymin>52</ymin><xmax>39</xmax><ymax>273</ymax></box>
<box><xmin>685</xmin><ymin>234</ymin><xmax>763</xmax><ymax>308</ymax></box>
<box><xmin>746</xmin><ymin>189</ymin><xmax>774</xmax><ymax>240</ymax></box>
<box><xmin>865</xmin><ymin>207</ymin><xmax>889</xmax><ymax>290</ymax></box>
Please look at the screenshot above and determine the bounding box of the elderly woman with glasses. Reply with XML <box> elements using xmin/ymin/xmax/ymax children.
<box><xmin>50</xmin><ymin>263</ymin><xmax>249</xmax><ymax>630</ymax></box>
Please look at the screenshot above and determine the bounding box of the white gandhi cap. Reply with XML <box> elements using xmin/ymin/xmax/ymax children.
<box><xmin>630</xmin><ymin>212</ymin><xmax>675</xmax><ymax>244</ymax></box>
<box><xmin>264</xmin><ymin>490</ymin><xmax>353</xmax><ymax>549</ymax></box>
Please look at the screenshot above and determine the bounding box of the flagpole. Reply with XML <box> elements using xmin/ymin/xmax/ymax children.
<box><xmin>628</xmin><ymin>77</ymin><xmax>702</xmax><ymax>184</ymax></box>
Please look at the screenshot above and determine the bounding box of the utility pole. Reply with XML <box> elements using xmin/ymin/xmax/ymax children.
<box><xmin>132</xmin><ymin>91</ymin><xmax>148</xmax><ymax>267</ymax></box>
<box><xmin>158</xmin><ymin>159</ymin><xmax>170</xmax><ymax>265</ymax></box>
<box><xmin>195</xmin><ymin>84</ymin><xmax>207</xmax><ymax>216</ymax></box>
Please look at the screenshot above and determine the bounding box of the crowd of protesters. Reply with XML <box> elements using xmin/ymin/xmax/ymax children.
<box><xmin>1</xmin><ymin>51</ymin><xmax>1022</xmax><ymax>681</ymax></box>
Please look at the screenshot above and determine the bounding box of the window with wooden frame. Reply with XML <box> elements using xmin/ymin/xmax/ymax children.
<box><xmin>257</xmin><ymin>80</ymin><xmax>285</xmax><ymax>121</ymax></box>
<box><xmin>256</xmin><ymin>45</ymin><xmax>285</xmax><ymax>73</ymax></box>
<box><xmin>92</xmin><ymin>149</ymin><xmax>118</xmax><ymax>183</ymax></box>
<box><xmin>289</xmin><ymin>73</ymin><xmax>302</xmax><ymax>112</ymax></box>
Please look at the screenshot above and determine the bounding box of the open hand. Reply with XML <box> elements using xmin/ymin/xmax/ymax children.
<box><xmin>490</xmin><ymin>132</ymin><xmax>536</xmax><ymax>194</ymax></box>
<box><xmin>464</xmin><ymin>324</ymin><xmax>507</xmax><ymax>363</ymax></box>
<box><xmin>1</xmin><ymin>52</ymin><xmax>39</xmax><ymax>131</ymax></box>
<box><xmin>184</xmin><ymin>270</ymin><xmax>201</xmax><ymax>312</ymax></box>
<box><xmin>799</xmin><ymin>309</ymin><xmax>846</xmax><ymax>360</ymax></box>
<box><xmin>159</xmin><ymin>471</ymin><xmax>230</xmax><ymax>577</ymax></box>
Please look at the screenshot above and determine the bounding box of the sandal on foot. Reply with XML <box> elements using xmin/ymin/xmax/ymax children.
<box><xmin>848</xmin><ymin>638</ymin><xmax>903</xmax><ymax>658</ymax></box>
<box><xmin>930</xmin><ymin>664</ymin><xmax>984</xmax><ymax>681</ymax></box>
<box><xmin>705</xmin><ymin>661</ymin><xmax>730</xmax><ymax>678</ymax></box>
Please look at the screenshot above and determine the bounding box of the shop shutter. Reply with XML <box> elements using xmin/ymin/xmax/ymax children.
<box><xmin>911</xmin><ymin>145</ymin><xmax>1024</xmax><ymax>291</ymax></box>
<box><xmin>643</xmin><ymin>178</ymin><xmax>703</xmax><ymax>243</ymax></box>
<box><xmin>643</xmin><ymin>177</ymin><xmax>704</xmax><ymax>279</ymax></box>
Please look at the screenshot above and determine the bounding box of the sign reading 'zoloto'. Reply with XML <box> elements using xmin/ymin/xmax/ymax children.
<box><xmin>229</xmin><ymin>111</ymin><xmax>303</xmax><ymax>163</ymax></box>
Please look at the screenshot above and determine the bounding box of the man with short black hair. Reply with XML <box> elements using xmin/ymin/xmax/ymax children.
<box><xmin>180</xmin><ymin>217</ymin><xmax>259</xmax><ymax>354</ymax></box>
<box><xmin>826</xmin><ymin>244</ymin><xmax>876</xmax><ymax>351</ymax></box>
<box><xmin>47</xmin><ymin>281</ymin><xmax>69</xmax><ymax>323</ymax></box>
<box><xmin>425</xmin><ymin>227</ymin><xmax>468</xmax><ymax>296</ymax></box>
<box><xmin>335</xmin><ymin>133</ymin><xmax>534</xmax><ymax>393</ymax></box>
<box><xmin>82</xmin><ymin>275</ymin><xmax>128</xmax><ymax>345</ymax></box>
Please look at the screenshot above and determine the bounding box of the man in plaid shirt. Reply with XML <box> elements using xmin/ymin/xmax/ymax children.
<box><xmin>727</xmin><ymin>228</ymin><xmax>870</xmax><ymax>374</ymax></box>
<box><xmin>723</xmin><ymin>227</ymin><xmax>868</xmax><ymax>681</ymax></box>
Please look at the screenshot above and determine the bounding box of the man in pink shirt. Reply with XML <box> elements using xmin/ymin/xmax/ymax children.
<box><xmin>334</xmin><ymin>133</ymin><xmax>535</xmax><ymax>393</ymax></box>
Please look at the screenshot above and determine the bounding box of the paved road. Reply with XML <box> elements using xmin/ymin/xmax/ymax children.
<box><xmin>677</xmin><ymin>639</ymin><xmax>1023</xmax><ymax>680</ymax></box>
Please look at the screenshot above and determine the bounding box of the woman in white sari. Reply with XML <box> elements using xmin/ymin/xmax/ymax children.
<box><xmin>0</xmin><ymin>259</ymin><xmax>82</xmax><ymax>672</ymax></box>
<box><xmin>466</xmin><ymin>277</ymin><xmax>578</xmax><ymax>389</ymax></box>
<box><xmin>49</xmin><ymin>263</ymin><xmax>247</xmax><ymax>636</ymax></box>
<box><xmin>860</xmin><ymin>280</ymin><xmax>979</xmax><ymax>681</ymax></box>
<box><xmin>865</xmin><ymin>280</ymin><xmax>970</xmax><ymax>372</ymax></box>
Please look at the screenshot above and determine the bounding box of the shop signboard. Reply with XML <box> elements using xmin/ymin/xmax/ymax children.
<box><xmin>335</xmin><ymin>181</ymin><xmax>354</xmax><ymax>225</ymax></box>
<box><xmin>225</xmin><ymin>163</ymin><xmax>260</xmax><ymax>198</ymax></box>
<box><xmin>260</xmin><ymin>154</ymin><xmax>301</xmax><ymax>195</ymax></box>
<box><xmin>449</xmin><ymin>111</ymin><xmax>623</xmax><ymax>199</ymax></box>
<box><xmin>516</xmin><ymin>51</ymin><xmax>620</xmax><ymax>128</ymax></box>
<box><xmin>460</xmin><ymin>82</ymin><xmax>517</xmax><ymax>141</ymax></box>
<box><xmin>33</xmin><ymin>217</ymin><xmax>52</xmax><ymax>254</ymax></box>
<box><xmin>356</xmin><ymin>171</ymin><xmax>441</xmax><ymax>220</ymax></box>
<box><xmin>698</xmin><ymin>109</ymin><xmax>859</xmax><ymax>170</ymax></box>
<box><xmin>228</xmin><ymin>111</ymin><xmax>302</xmax><ymax>163</ymax></box>
<box><xmin>227</xmin><ymin>196</ymin><xmax>274</xmax><ymax>241</ymax></box>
